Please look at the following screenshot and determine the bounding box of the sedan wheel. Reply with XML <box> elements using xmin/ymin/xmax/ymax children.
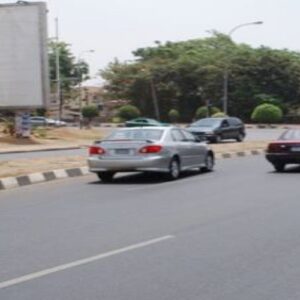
<box><xmin>97</xmin><ymin>172</ymin><xmax>115</xmax><ymax>183</ymax></box>
<box><xmin>273</xmin><ymin>162</ymin><xmax>285</xmax><ymax>172</ymax></box>
<box><xmin>201</xmin><ymin>154</ymin><xmax>214</xmax><ymax>172</ymax></box>
<box><xmin>167</xmin><ymin>158</ymin><xmax>180</xmax><ymax>180</ymax></box>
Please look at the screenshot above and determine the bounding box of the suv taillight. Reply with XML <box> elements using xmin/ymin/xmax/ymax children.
<box><xmin>139</xmin><ymin>145</ymin><xmax>163</xmax><ymax>154</ymax></box>
<box><xmin>89</xmin><ymin>146</ymin><xmax>106</xmax><ymax>155</ymax></box>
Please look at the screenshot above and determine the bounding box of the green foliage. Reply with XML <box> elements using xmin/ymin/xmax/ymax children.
<box><xmin>33</xmin><ymin>127</ymin><xmax>48</xmax><ymax>138</ymax></box>
<box><xmin>48</xmin><ymin>41</ymin><xmax>89</xmax><ymax>93</ymax></box>
<box><xmin>117</xmin><ymin>105</ymin><xmax>141</xmax><ymax>121</ymax></box>
<box><xmin>35</xmin><ymin>108</ymin><xmax>47</xmax><ymax>117</ymax></box>
<box><xmin>168</xmin><ymin>109</ymin><xmax>180</xmax><ymax>122</ymax></box>
<box><xmin>111</xmin><ymin>117</ymin><xmax>124</xmax><ymax>123</ymax></box>
<box><xmin>101</xmin><ymin>34</ymin><xmax>300</xmax><ymax>122</ymax></box>
<box><xmin>195</xmin><ymin>106</ymin><xmax>220</xmax><ymax>119</ymax></box>
<box><xmin>212</xmin><ymin>112</ymin><xmax>227</xmax><ymax>118</ymax></box>
<box><xmin>81</xmin><ymin>105</ymin><xmax>99</xmax><ymax>120</ymax></box>
<box><xmin>1</xmin><ymin>118</ymin><xmax>15</xmax><ymax>136</ymax></box>
<box><xmin>251</xmin><ymin>104</ymin><xmax>283</xmax><ymax>123</ymax></box>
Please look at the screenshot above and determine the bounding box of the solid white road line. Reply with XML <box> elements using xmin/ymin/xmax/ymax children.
<box><xmin>0</xmin><ymin>235</ymin><xmax>175</xmax><ymax>290</ymax></box>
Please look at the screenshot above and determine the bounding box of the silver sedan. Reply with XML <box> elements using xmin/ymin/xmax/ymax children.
<box><xmin>88</xmin><ymin>126</ymin><xmax>215</xmax><ymax>182</ymax></box>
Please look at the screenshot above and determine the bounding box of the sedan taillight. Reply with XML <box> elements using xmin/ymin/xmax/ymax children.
<box><xmin>89</xmin><ymin>146</ymin><xmax>106</xmax><ymax>155</ymax></box>
<box><xmin>267</xmin><ymin>143</ymin><xmax>288</xmax><ymax>153</ymax></box>
<box><xmin>139</xmin><ymin>145</ymin><xmax>163</xmax><ymax>154</ymax></box>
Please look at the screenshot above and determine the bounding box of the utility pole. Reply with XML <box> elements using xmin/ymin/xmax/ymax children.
<box><xmin>223</xmin><ymin>21</ymin><xmax>263</xmax><ymax>115</ymax></box>
<box><xmin>55</xmin><ymin>17</ymin><xmax>62</xmax><ymax>121</ymax></box>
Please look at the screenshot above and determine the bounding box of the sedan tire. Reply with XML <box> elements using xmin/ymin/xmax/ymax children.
<box><xmin>201</xmin><ymin>153</ymin><xmax>214</xmax><ymax>172</ymax></box>
<box><xmin>97</xmin><ymin>172</ymin><xmax>115</xmax><ymax>183</ymax></box>
<box><xmin>273</xmin><ymin>162</ymin><xmax>285</xmax><ymax>172</ymax></box>
<box><xmin>166</xmin><ymin>158</ymin><xmax>180</xmax><ymax>180</ymax></box>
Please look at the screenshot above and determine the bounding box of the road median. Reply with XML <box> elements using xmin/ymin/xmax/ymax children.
<box><xmin>0</xmin><ymin>141</ymin><xmax>267</xmax><ymax>191</ymax></box>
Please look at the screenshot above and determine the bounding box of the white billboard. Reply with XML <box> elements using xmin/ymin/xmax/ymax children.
<box><xmin>0</xmin><ymin>2</ymin><xmax>49</xmax><ymax>109</ymax></box>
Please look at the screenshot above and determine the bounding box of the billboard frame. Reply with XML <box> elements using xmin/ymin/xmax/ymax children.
<box><xmin>0</xmin><ymin>1</ymin><xmax>50</xmax><ymax>110</ymax></box>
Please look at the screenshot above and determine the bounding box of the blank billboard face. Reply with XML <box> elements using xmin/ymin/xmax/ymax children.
<box><xmin>0</xmin><ymin>2</ymin><xmax>49</xmax><ymax>109</ymax></box>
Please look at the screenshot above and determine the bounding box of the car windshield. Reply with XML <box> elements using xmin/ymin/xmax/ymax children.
<box><xmin>279</xmin><ymin>130</ymin><xmax>300</xmax><ymax>140</ymax></box>
<box><xmin>191</xmin><ymin>118</ymin><xmax>221</xmax><ymax>128</ymax></box>
<box><xmin>106</xmin><ymin>129</ymin><xmax>163</xmax><ymax>141</ymax></box>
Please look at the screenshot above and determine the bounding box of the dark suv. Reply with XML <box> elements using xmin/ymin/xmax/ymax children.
<box><xmin>187</xmin><ymin>117</ymin><xmax>246</xmax><ymax>143</ymax></box>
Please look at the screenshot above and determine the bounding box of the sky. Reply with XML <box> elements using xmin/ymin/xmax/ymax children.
<box><xmin>2</xmin><ymin>0</ymin><xmax>300</xmax><ymax>77</ymax></box>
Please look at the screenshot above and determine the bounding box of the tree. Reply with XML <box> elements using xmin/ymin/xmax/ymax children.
<box><xmin>251</xmin><ymin>104</ymin><xmax>283</xmax><ymax>123</ymax></box>
<box><xmin>117</xmin><ymin>105</ymin><xmax>141</xmax><ymax>121</ymax></box>
<box><xmin>101</xmin><ymin>33</ymin><xmax>300</xmax><ymax>122</ymax></box>
<box><xmin>48</xmin><ymin>41</ymin><xmax>89</xmax><ymax>93</ymax></box>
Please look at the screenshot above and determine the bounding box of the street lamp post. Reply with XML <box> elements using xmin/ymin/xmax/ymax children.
<box><xmin>223</xmin><ymin>21</ymin><xmax>263</xmax><ymax>115</ymax></box>
<box><xmin>77</xmin><ymin>50</ymin><xmax>95</xmax><ymax>128</ymax></box>
<box><xmin>55</xmin><ymin>18</ymin><xmax>62</xmax><ymax>121</ymax></box>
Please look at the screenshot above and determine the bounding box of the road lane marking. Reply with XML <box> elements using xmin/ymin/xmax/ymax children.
<box><xmin>0</xmin><ymin>235</ymin><xmax>175</xmax><ymax>290</ymax></box>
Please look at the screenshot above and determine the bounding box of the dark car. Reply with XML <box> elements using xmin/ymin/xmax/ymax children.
<box><xmin>266</xmin><ymin>129</ymin><xmax>300</xmax><ymax>172</ymax></box>
<box><xmin>125</xmin><ymin>118</ymin><xmax>168</xmax><ymax>127</ymax></box>
<box><xmin>187</xmin><ymin>117</ymin><xmax>245</xmax><ymax>143</ymax></box>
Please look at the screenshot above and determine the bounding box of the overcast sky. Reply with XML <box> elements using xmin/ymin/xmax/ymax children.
<box><xmin>3</xmin><ymin>0</ymin><xmax>300</xmax><ymax>76</ymax></box>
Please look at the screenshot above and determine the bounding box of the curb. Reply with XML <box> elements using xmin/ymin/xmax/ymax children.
<box><xmin>0</xmin><ymin>167</ymin><xmax>89</xmax><ymax>191</ymax></box>
<box><xmin>0</xmin><ymin>149</ymin><xmax>265</xmax><ymax>191</ymax></box>
<box><xmin>0</xmin><ymin>146</ymin><xmax>87</xmax><ymax>155</ymax></box>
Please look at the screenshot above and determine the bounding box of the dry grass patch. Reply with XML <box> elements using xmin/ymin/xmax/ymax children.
<box><xmin>211</xmin><ymin>141</ymin><xmax>268</xmax><ymax>153</ymax></box>
<box><xmin>0</xmin><ymin>156</ymin><xmax>86</xmax><ymax>178</ymax></box>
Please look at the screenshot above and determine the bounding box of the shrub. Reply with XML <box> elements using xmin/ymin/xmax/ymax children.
<box><xmin>195</xmin><ymin>106</ymin><xmax>220</xmax><ymax>119</ymax></box>
<box><xmin>82</xmin><ymin>105</ymin><xmax>99</xmax><ymax>119</ymax></box>
<box><xmin>32</xmin><ymin>127</ymin><xmax>47</xmax><ymax>138</ymax></box>
<box><xmin>81</xmin><ymin>105</ymin><xmax>99</xmax><ymax>127</ymax></box>
<box><xmin>168</xmin><ymin>109</ymin><xmax>180</xmax><ymax>123</ymax></box>
<box><xmin>211</xmin><ymin>112</ymin><xmax>227</xmax><ymax>118</ymax></box>
<box><xmin>118</xmin><ymin>104</ymin><xmax>140</xmax><ymax>121</ymax></box>
<box><xmin>112</xmin><ymin>117</ymin><xmax>123</xmax><ymax>123</ymax></box>
<box><xmin>35</xmin><ymin>108</ymin><xmax>47</xmax><ymax>117</ymax></box>
<box><xmin>2</xmin><ymin>118</ymin><xmax>15</xmax><ymax>136</ymax></box>
<box><xmin>251</xmin><ymin>104</ymin><xmax>283</xmax><ymax>123</ymax></box>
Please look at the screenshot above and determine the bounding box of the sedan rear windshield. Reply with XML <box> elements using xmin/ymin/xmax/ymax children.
<box><xmin>106</xmin><ymin>129</ymin><xmax>163</xmax><ymax>141</ymax></box>
<box><xmin>279</xmin><ymin>130</ymin><xmax>300</xmax><ymax>140</ymax></box>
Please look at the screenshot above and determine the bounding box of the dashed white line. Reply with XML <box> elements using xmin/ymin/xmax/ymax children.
<box><xmin>0</xmin><ymin>235</ymin><xmax>175</xmax><ymax>290</ymax></box>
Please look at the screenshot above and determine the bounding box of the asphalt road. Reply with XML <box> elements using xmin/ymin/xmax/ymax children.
<box><xmin>0</xmin><ymin>128</ymin><xmax>285</xmax><ymax>161</ymax></box>
<box><xmin>1</xmin><ymin>156</ymin><xmax>300</xmax><ymax>300</ymax></box>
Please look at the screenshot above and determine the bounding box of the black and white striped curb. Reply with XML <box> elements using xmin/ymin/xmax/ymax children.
<box><xmin>214</xmin><ymin>149</ymin><xmax>265</xmax><ymax>159</ymax></box>
<box><xmin>0</xmin><ymin>167</ymin><xmax>89</xmax><ymax>191</ymax></box>
<box><xmin>0</xmin><ymin>149</ymin><xmax>265</xmax><ymax>191</ymax></box>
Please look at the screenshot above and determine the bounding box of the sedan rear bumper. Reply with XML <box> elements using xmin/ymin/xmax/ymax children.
<box><xmin>266</xmin><ymin>153</ymin><xmax>300</xmax><ymax>164</ymax></box>
<box><xmin>88</xmin><ymin>155</ymin><xmax>170</xmax><ymax>173</ymax></box>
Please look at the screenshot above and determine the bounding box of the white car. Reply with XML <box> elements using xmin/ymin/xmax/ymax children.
<box><xmin>30</xmin><ymin>117</ymin><xmax>67</xmax><ymax>127</ymax></box>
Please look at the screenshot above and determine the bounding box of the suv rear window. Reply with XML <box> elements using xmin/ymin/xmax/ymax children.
<box><xmin>229</xmin><ymin>118</ymin><xmax>242</xmax><ymax>126</ymax></box>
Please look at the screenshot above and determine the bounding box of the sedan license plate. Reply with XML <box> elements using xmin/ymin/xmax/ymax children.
<box><xmin>291</xmin><ymin>146</ymin><xmax>300</xmax><ymax>152</ymax></box>
<box><xmin>114</xmin><ymin>148</ymin><xmax>131</xmax><ymax>155</ymax></box>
